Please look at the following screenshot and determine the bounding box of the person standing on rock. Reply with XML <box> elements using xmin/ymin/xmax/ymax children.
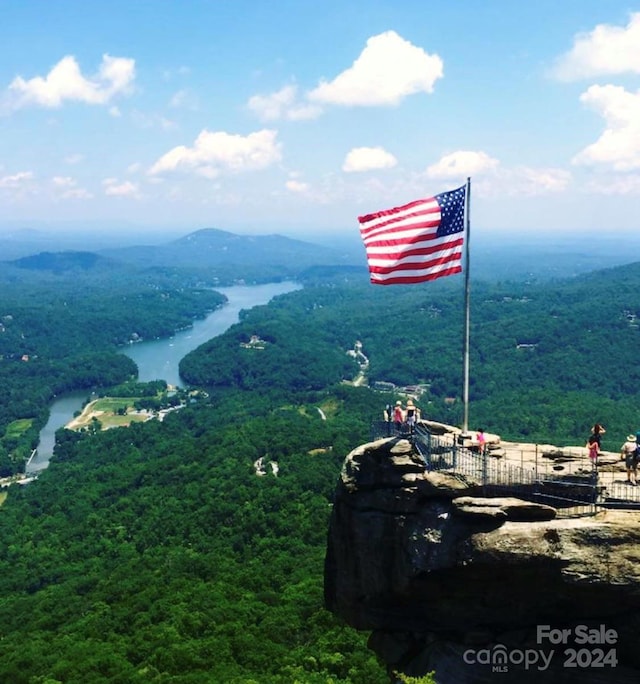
<box><xmin>586</xmin><ymin>434</ymin><xmax>599</xmax><ymax>469</ymax></box>
<box><xmin>476</xmin><ymin>428</ymin><xmax>487</xmax><ymax>455</ymax></box>
<box><xmin>405</xmin><ymin>399</ymin><xmax>420</xmax><ymax>434</ymax></box>
<box><xmin>591</xmin><ymin>423</ymin><xmax>606</xmax><ymax>447</ymax></box>
<box><xmin>383</xmin><ymin>404</ymin><xmax>393</xmax><ymax>436</ymax></box>
<box><xmin>392</xmin><ymin>401</ymin><xmax>405</xmax><ymax>433</ymax></box>
<box><xmin>620</xmin><ymin>434</ymin><xmax>638</xmax><ymax>485</ymax></box>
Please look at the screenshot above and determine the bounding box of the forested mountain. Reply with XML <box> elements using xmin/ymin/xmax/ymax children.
<box><xmin>181</xmin><ymin>261</ymin><xmax>640</xmax><ymax>449</ymax></box>
<box><xmin>8</xmin><ymin>250</ymin><xmax>115</xmax><ymax>274</ymax></box>
<box><xmin>0</xmin><ymin>231</ymin><xmax>361</xmax><ymax>289</ymax></box>
<box><xmin>100</xmin><ymin>228</ymin><xmax>356</xmax><ymax>276</ymax></box>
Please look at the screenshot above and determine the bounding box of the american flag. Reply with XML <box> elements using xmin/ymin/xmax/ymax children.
<box><xmin>357</xmin><ymin>185</ymin><xmax>466</xmax><ymax>285</ymax></box>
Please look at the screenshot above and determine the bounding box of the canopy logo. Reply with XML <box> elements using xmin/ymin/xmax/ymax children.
<box><xmin>463</xmin><ymin>644</ymin><xmax>553</xmax><ymax>673</ymax></box>
<box><xmin>462</xmin><ymin>624</ymin><xmax>619</xmax><ymax>674</ymax></box>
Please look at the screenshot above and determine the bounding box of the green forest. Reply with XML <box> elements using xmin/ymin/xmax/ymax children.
<box><xmin>181</xmin><ymin>264</ymin><xmax>640</xmax><ymax>451</ymax></box>
<box><xmin>0</xmin><ymin>386</ymin><xmax>389</xmax><ymax>683</ymax></box>
<box><xmin>1</xmin><ymin>238</ymin><xmax>640</xmax><ymax>682</ymax></box>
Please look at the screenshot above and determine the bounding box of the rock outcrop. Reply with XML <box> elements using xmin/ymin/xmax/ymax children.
<box><xmin>325</xmin><ymin>437</ymin><xmax>640</xmax><ymax>683</ymax></box>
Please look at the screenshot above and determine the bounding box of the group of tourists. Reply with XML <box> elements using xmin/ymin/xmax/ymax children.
<box><xmin>586</xmin><ymin>423</ymin><xmax>640</xmax><ymax>485</ymax></box>
<box><xmin>384</xmin><ymin>399</ymin><xmax>421</xmax><ymax>434</ymax></box>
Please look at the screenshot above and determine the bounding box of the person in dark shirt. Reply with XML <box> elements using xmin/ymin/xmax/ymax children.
<box><xmin>590</xmin><ymin>423</ymin><xmax>606</xmax><ymax>447</ymax></box>
<box><xmin>405</xmin><ymin>399</ymin><xmax>420</xmax><ymax>433</ymax></box>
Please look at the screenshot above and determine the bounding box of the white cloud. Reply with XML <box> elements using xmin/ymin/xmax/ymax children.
<box><xmin>509</xmin><ymin>167</ymin><xmax>571</xmax><ymax>195</ymax></box>
<box><xmin>553</xmin><ymin>13</ymin><xmax>640</xmax><ymax>80</ymax></box>
<box><xmin>50</xmin><ymin>175</ymin><xmax>93</xmax><ymax>199</ymax></box>
<box><xmin>159</xmin><ymin>117</ymin><xmax>177</xmax><ymax>131</ymax></box>
<box><xmin>426</xmin><ymin>150</ymin><xmax>499</xmax><ymax>180</ymax></box>
<box><xmin>0</xmin><ymin>171</ymin><xmax>34</xmax><ymax>188</ymax></box>
<box><xmin>169</xmin><ymin>88</ymin><xmax>199</xmax><ymax>110</ymax></box>
<box><xmin>420</xmin><ymin>158</ymin><xmax>570</xmax><ymax>198</ymax></box>
<box><xmin>475</xmin><ymin>166</ymin><xmax>571</xmax><ymax>197</ymax></box>
<box><xmin>572</xmin><ymin>84</ymin><xmax>640</xmax><ymax>170</ymax></box>
<box><xmin>7</xmin><ymin>54</ymin><xmax>135</xmax><ymax>109</ymax></box>
<box><xmin>585</xmin><ymin>175</ymin><xmax>640</xmax><ymax>195</ymax></box>
<box><xmin>247</xmin><ymin>85</ymin><xmax>321</xmax><ymax>121</ymax></box>
<box><xmin>169</xmin><ymin>90</ymin><xmax>186</xmax><ymax>108</ymax></box>
<box><xmin>109</xmin><ymin>106</ymin><xmax>122</xmax><ymax>117</ymax></box>
<box><xmin>51</xmin><ymin>176</ymin><xmax>75</xmax><ymax>188</ymax></box>
<box><xmin>285</xmin><ymin>179</ymin><xmax>309</xmax><ymax>193</ymax></box>
<box><xmin>149</xmin><ymin>129</ymin><xmax>282</xmax><ymax>176</ymax></box>
<box><xmin>307</xmin><ymin>31</ymin><xmax>443</xmax><ymax>106</ymax></box>
<box><xmin>343</xmin><ymin>146</ymin><xmax>397</xmax><ymax>172</ymax></box>
<box><xmin>103</xmin><ymin>178</ymin><xmax>140</xmax><ymax>197</ymax></box>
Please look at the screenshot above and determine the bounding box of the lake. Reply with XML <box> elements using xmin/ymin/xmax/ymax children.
<box><xmin>28</xmin><ymin>281</ymin><xmax>301</xmax><ymax>473</ymax></box>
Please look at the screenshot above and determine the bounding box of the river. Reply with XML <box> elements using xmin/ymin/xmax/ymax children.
<box><xmin>28</xmin><ymin>281</ymin><xmax>300</xmax><ymax>474</ymax></box>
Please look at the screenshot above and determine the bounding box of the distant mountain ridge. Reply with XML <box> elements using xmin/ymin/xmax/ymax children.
<box><xmin>4</xmin><ymin>225</ymin><xmax>640</xmax><ymax>283</ymax></box>
<box><xmin>99</xmin><ymin>227</ymin><xmax>356</xmax><ymax>270</ymax></box>
<box><xmin>7</xmin><ymin>251</ymin><xmax>115</xmax><ymax>274</ymax></box>
<box><xmin>0</xmin><ymin>228</ymin><xmax>363</xmax><ymax>285</ymax></box>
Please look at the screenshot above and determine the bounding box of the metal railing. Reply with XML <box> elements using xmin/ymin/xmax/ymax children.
<box><xmin>370</xmin><ymin>421</ymin><xmax>640</xmax><ymax>516</ymax></box>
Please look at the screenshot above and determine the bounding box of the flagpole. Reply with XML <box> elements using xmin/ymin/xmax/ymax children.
<box><xmin>462</xmin><ymin>177</ymin><xmax>471</xmax><ymax>435</ymax></box>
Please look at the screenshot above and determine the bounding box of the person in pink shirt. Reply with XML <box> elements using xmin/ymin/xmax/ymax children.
<box><xmin>586</xmin><ymin>434</ymin><xmax>599</xmax><ymax>469</ymax></box>
<box><xmin>476</xmin><ymin>428</ymin><xmax>487</xmax><ymax>455</ymax></box>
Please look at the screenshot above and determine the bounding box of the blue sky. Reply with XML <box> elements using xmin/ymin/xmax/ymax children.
<box><xmin>2</xmin><ymin>0</ymin><xmax>640</xmax><ymax>241</ymax></box>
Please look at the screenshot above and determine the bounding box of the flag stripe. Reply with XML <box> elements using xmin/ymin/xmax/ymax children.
<box><xmin>361</xmin><ymin>221</ymin><xmax>440</xmax><ymax>245</ymax></box>
<box><xmin>357</xmin><ymin>186</ymin><xmax>466</xmax><ymax>286</ymax></box>
<box><xmin>364</xmin><ymin>235</ymin><xmax>463</xmax><ymax>256</ymax></box>
<box><xmin>359</xmin><ymin>204</ymin><xmax>441</xmax><ymax>239</ymax></box>
<box><xmin>358</xmin><ymin>197</ymin><xmax>440</xmax><ymax>228</ymax></box>
<box><xmin>368</xmin><ymin>247</ymin><xmax>463</xmax><ymax>274</ymax></box>
<box><xmin>370</xmin><ymin>265</ymin><xmax>462</xmax><ymax>286</ymax></box>
<box><xmin>369</xmin><ymin>240</ymin><xmax>462</xmax><ymax>270</ymax></box>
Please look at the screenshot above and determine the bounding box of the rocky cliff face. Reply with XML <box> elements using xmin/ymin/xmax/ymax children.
<box><xmin>324</xmin><ymin>437</ymin><xmax>640</xmax><ymax>683</ymax></box>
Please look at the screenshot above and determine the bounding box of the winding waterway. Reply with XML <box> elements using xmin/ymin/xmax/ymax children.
<box><xmin>28</xmin><ymin>282</ymin><xmax>300</xmax><ymax>474</ymax></box>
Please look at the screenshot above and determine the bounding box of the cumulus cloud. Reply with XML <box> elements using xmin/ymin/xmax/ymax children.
<box><xmin>103</xmin><ymin>178</ymin><xmax>140</xmax><ymax>197</ymax></box>
<box><xmin>6</xmin><ymin>54</ymin><xmax>135</xmax><ymax>109</ymax></box>
<box><xmin>572</xmin><ymin>84</ymin><xmax>640</xmax><ymax>170</ymax></box>
<box><xmin>248</xmin><ymin>85</ymin><xmax>321</xmax><ymax>121</ymax></box>
<box><xmin>474</xmin><ymin>166</ymin><xmax>571</xmax><ymax>197</ymax></box>
<box><xmin>421</xmin><ymin>155</ymin><xmax>570</xmax><ymax>198</ymax></box>
<box><xmin>426</xmin><ymin>150</ymin><xmax>499</xmax><ymax>180</ymax></box>
<box><xmin>169</xmin><ymin>90</ymin><xmax>187</xmax><ymax>108</ymax></box>
<box><xmin>51</xmin><ymin>175</ymin><xmax>93</xmax><ymax>199</ymax></box>
<box><xmin>285</xmin><ymin>179</ymin><xmax>309</xmax><ymax>193</ymax></box>
<box><xmin>0</xmin><ymin>171</ymin><xmax>34</xmax><ymax>188</ymax></box>
<box><xmin>149</xmin><ymin>129</ymin><xmax>282</xmax><ymax>177</ymax></box>
<box><xmin>342</xmin><ymin>146</ymin><xmax>397</xmax><ymax>172</ymax></box>
<box><xmin>553</xmin><ymin>13</ymin><xmax>640</xmax><ymax>80</ymax></box>
<box><xmin>509</xmin><ymin>167</ymin><xmax>571</xmax><ymax>195</ymax></box>
<box><xmin>51</xmin><ymin>176</ymin><xmax>75</xmax><ymax>188</ymax></box>
<box><xmin>307</xmin><ymin>31</ymin><xmax>443</xmax><ymax>106</ymax></box>
<box><xmin>168</xmin><ymin>88</ymin><xmax>200</xmax><ymax>111</ymax></box>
